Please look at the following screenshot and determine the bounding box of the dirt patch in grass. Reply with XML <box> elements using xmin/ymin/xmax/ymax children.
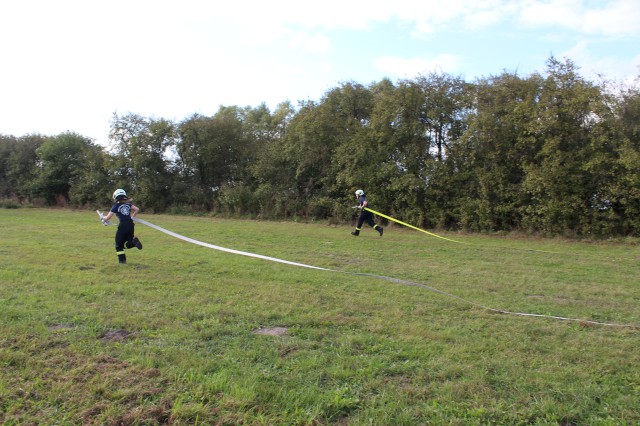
<box><xmin>48</xmin><ymin>323</ymin><xmax>74</xmax><ymax>331</ymax></box>
<box><xmin>100</xmin><ymin>329</ymin><xmax>134</xmax><ymax>342</ymax></box>
<box><xmin>253</xmin><ymin>326</ymin><xmax>288</xmax><ymax>336</ymax></box>
<box><xmin>78</xmin><ymin>265</ymin><xmax>95</xmax><ymax>270</ymax></box>
<box><xmin>0</xmin><ymin>336</ymin><xmax>177</xmax><ymax>425</ymax></box>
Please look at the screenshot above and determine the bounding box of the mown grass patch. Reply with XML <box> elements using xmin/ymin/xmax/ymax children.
<box><xmin>1</xmin><ymin>208</ymin><xmax>639</xmax><ymax>425</ymax></box>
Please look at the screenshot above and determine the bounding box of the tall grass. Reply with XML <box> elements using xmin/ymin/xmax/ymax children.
<box><xmin>1</xmin><ymin>208</ymin><xmax>639</xmax><ymax>425</ymax></box>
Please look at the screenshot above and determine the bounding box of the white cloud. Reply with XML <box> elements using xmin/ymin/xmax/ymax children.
<box><xmin>581</xmin><ymin>0</ymin><xmax>640</xmax><ymax>36</ymax></box>
<box><xmin>463</xmin><ymin>10</ymin><xmax>507</xmax><ymax>30</ymax></box>
<box><xmin>518</xmin><ymin>0</ymin><xmax>640</xmax><ymax>36</ymax></box>
<box><xmin>518</xmin><ymin>0</ymin><xmax>582</xmax><ymax>29</ymax></box>
<box><xmin>288</xmin><ymin>32</ymin><xmax>332</xmax><ymax>53</ymax></box>
<box><xmin>374</xmin><ymin>54</ymin><xmax>463</xmax><ymax>78</ymax></box>
<box><xmin>562</xmin><ymin>40</ymin><xmax>640</xmax><ymax>82</ymax></box>
<box><xmin>1</xmin><ymin>0</ymin><xmax>638</xmax><ymax>144</ymax></box>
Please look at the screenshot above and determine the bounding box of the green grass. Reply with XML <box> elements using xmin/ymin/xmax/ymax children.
<box><xmin>1</xmin><ymin>208</ymin><xmax>639</xmax><ymax>425</ymax></box>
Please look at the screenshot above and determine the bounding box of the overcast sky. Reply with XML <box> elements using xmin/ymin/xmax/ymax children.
<box><xmin>1</xmin><ymin>0</ymin><xmax>639</xmax><ymax>146</ymax></box>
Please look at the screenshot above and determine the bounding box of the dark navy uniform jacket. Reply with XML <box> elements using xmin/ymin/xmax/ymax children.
<box><xmin>110</xmin><ymin>202</ymin><xmax>134</xmax><ymax>225</ymax></box>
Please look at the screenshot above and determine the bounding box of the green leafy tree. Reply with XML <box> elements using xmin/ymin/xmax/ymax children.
<box><xmin>176</xmin><ymin>106</ymin><xmax>250</xmax><ymax>211</ymax></box>
<box><xmin>333</xmin><ymin>78</ymin><xmax>423</xmax><ymax>223</ymax></box>
<box><xmin>411</xmin><ymin>71</ymin><xmax>471</xmax><ymax>162</ymax></box>
<box><xmin>0</xmin><ymin>135</ymin><xmax>16</xmax><ymax>198</ymax></box>
<box><xmin>0</xmin><ymin>134</ymin><xmax>46</xmax><ymax>202</ymax></box>
<box><xmin>247</xmin><ymin>102</ymin><xmax>299</xmax><ymax>217</ymax></box>
<box><xmin>607</xmin><ymin>81</ymin><xmax>640</xmax><ymax>234</ymax></box>
<box><xmin>109</xmin><ymin>112</ymin><xmax>150</xmax><ymax>183</ymax></box>
<box><xmin>218</xmin><ymin>103</ymin><xmax>291</xmax><ymax>215</ymax></box>
<box><xmin>218</xmin><ymin>102</ymin><xmax>294</xmax><ymax>216</ymax></box>
<box><xmin>68</xmin><ymin>142</ymin><xmax>112</xmax><ymax>207</ymax></box>
<box><xmin>376</xmin><ymin>73</ymin><xmax>471</xmax><ymax>227</ymax></box>
<box><xmin>285</xmin><ymin>82</ymin><xmax>374</xmax><ymax>217</ymax></box>
<box><xmin>109</xmin><ymin>112</ymin><xmax>178</xmax><ymax>211</ymax></box>
<box><xmin>521</xmin><ymin>57</ymin><xmax>608</xmax><ymax>235</ymax></box>
<box><xmin>31</xmin><ymin>132</ymin><xmax>100</xmax><ymax>205</ymax></box>
<box><xmin>456</xmin><ymin>72</ymin><xmax>544</xmax><ymax>231</ymax></box>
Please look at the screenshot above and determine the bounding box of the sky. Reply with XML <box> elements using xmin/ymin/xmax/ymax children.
<box><xmin>1</xmin><ymin>0</ymin><xmax>639</xmax><ymax>147</ymax></box>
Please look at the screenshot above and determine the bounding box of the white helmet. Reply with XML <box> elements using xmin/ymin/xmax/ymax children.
<box><xmin>113</xmin><ymin>188</ymin><xmax>127</xmax><ymax>201</ymax></box>
<box><xmin>355</xmin><ymin>189</ymin><xmax>364</xmax><ymax>196</ymax></box>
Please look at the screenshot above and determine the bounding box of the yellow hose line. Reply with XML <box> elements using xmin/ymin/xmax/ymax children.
<box><xmin>364</xmin><ymin>208</ymin><xmax>564</xmax><ymax>254</ymax></box>
<box><xmin>364</xmin><ymin>207</ymin><xmax>468</xmax><ymax>244</ymax></box>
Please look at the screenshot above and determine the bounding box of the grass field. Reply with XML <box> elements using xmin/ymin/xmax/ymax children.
<box><xmin>1</xmin><ymin>208</ymin><xmax>639</xmax><ymax>425</ymax></box>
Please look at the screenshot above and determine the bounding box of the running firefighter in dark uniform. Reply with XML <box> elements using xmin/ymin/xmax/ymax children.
<box><xmin>101</xmin><ymin>189</ymin><xmax>143</xmax><ymax>264</ymax></box>
<box><xmin>352</xmin><ymin>189</ymin><xmax>383</xmax><ymax>237</ymax></box>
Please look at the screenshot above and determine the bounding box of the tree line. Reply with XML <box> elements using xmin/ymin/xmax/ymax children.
<box><xmin>2</xmin><ymin>57</ymin><xmax>639</xmax><ymax>237</ymax></box>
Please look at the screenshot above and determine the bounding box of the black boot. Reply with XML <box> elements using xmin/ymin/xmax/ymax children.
<box><xmin>118</xmin><ymin>253</ymin><xmax>127</xmax><ymax>264</ymax></box>
<box><xmin>133</xmin><ymin>237</ymin><xmax>143</xmax><ymax>250</ymax></box>
<box><xmin>351</xmin><ymin>230</ymin><xmax>360</xmax><ymax>236</ymax></box>
<box><xmin>377</xmin><ymin>226</ymin><xmax>384</xmax><ymax>237</ymax></box>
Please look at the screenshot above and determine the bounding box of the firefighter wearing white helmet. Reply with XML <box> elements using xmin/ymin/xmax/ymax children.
<box><xmin>101</xmin><ymin>188</ymin><xmax>143</xmax><ymax>264</ymax></box>
<box><xmin>113</xmin><ymin>188</ymin><xmax>127</xmax><ymax>201</ymax></box>
<box><xmin>352</xmin><ymin>189</ymin><xmax>383</xmax><ymax>237</ymax></box>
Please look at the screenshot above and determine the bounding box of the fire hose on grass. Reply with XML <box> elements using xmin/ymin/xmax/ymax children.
<box><xmin>94</xmin><ymin>211</ymin><xmax>637</xmax><ymax>329</ymax></box>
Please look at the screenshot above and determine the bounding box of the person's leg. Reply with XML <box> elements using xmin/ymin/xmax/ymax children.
<box><xmin>125</xmin><ymin>237</ymin><xmax>143</xmax><ymax>249</ymax></box>
<box><xmin>352</xmin><ymin>213</ymin><xmax>366</xmax><ymax>236</ymax></box>
<box><xmin>132</xmin><ymin>236</ymin><xmax>142</xmax><ymax>249</ymax></box>
<box><xmin>115</xmin><ymin>228</ymin><xmax>127</xmax><ymax>264</ymax></box>
<box><xmin>131</xmin><ymin>225</ymin><xmax>142</xmax><ymax>249</ymax></box>
<box><xmin>366</xmin><ymin>216</ymin><xmax>383</xmax><ymax>236</ymax></box>
<box><xmin>122</xmin><ymin>224</ymin><xmax>142</xmax><ymax>250</ymax></box>
<box><xmin>123</xmin><ymin>225</ymin><xmax>135</xmax><ymax>249</ymax></box>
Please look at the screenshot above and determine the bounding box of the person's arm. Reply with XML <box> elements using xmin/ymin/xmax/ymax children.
<box><xmin>131</xmin><ymin>205</ymin><xmax>139</xmax><ymax>218</ymax></box>
<box><xmin>103</xmin><ymin>211</ymin><xmax>114</xmax><ymax>221</ymax></box>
